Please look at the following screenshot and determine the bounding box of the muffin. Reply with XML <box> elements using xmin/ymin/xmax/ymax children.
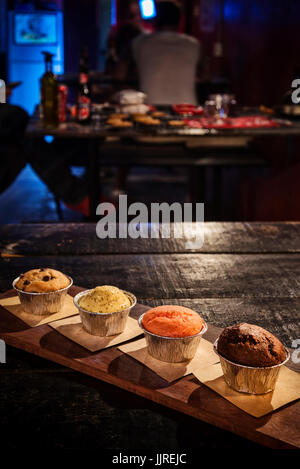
<box><xmin>15</xmin><ymin>268</ymin><xmax>70</xmax><ymax>293</ymax></box>
<box><xmin>78</xmin><ymin>285</ymin><xmax>131</xmax><ymax>314</ymax></box>
<box><xmin>74</xmin><ymin>285</ymin><xmax>136</xmax><ymax>336</ymax></box>
<box><xmin>217</xmin><ymin>323</ymin><xmax>286</xmax><ymax>367</ymax></box>
<box><xmin>142</xmin><ymin>305</ymin><xmax>205</xmax><ymax>338</ymax></box>
<box><xmin>214</xmin><ymin>323</ymin><xmax>289</xmax><ymax>394</ymax></box>
<box><xmin>139</xmin><ymin>305</ymin><xmax>207</xmax><ymax>362</ymax></box>
<box><xmin>13</xmin><ymin>268</ymin><xmax>72</xmax><ymax>315</ymax></box>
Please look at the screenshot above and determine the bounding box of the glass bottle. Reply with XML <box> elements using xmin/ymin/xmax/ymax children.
<box><xmin>40</xmin><ymin>51</ymin><xmax>58</xmax><ymax>127</ymax></box>
<box><xmin>77</xmin><ymin>46</ymin><xmax>91</xmax><ymax>124</ymax></box>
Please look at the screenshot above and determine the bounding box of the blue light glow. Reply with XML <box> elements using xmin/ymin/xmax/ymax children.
<box><xmin>139</xmin><ymin>0</ymin><xmax>156</xmax><ymax>19</ymax></box>
<box><xmin>8</xmin><ymin>11</ymin><xmax>64</xmax><ymax>115</ymax></box>
<box><xmin>111</xmin><ymin>0</ymin><xmax>117</xmax><ymax>25</ymax></box>
<box><xmin>223</xmin><ymin>1</ymin><xmax>242</xmax><ymax>21</ymax></box>
<box><xmin>44</xmin><ymin>135</ymin><xmax>54</xmax><ymax>143</ymax></box>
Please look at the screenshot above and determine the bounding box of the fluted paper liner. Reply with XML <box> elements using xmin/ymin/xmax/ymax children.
<box><xmin>50</xmin><ymin>314</ymin><xmax>142</xmax><ymax>352</ymax></box>
<box><xmin>118</xmin><ymin>337</ymin><xmax>218</xmax><ymax>382</ymax></box>
<box><xmin>0</xmin><ymin>294</ymin><xmax>78</xmax><ymax>327</ymax></box>
<box><xmin>193</xmin><ymin>362</ymin><xmax>300</xmax><ymax>417</ymax></box>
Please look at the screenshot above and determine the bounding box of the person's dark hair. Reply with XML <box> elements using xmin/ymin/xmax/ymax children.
<box><xmin>156</xmin><ymin>2</ymin><xmax>181</xmax><ymax>29</ymax></box>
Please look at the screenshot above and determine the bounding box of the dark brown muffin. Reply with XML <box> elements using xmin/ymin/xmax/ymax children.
<box><xmin>217</xmin><ymin>323</ymin><xmax>286</xmax><ymax>367</ymax></box>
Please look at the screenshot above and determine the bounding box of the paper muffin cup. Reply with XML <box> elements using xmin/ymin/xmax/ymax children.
<box><xmin>73</xmin><ymin>289</ymin><xmax>137</xmax><ymax>336</ymax></box>
<box><xmin>138</xmin><ymin>313</ymin><xmax>208</xmax><ymax>363</ymax></box>
<box><xmin>12</xmin><ymin>275</ymin><xmax>73</xmax><ymax>315</ymax></box>
<box><xmin>213</xmin><ymin>338</ymin><xmax>290</xmax><ymax>394</ymax></box>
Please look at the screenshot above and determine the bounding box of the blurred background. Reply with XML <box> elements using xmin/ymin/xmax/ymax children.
<box><xmin>0</xmin><ymin>0</ymin><xmax>300</xmax><ymax>223</ymax></box>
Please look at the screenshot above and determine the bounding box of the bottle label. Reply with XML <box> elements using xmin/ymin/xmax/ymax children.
<box><xmin>79</xmin><ymin>73</ymin><xmax>88</xmax><ymax>84</ymax></box>
<box><xmin>58</xmin><ymin>85</ymin><xmax>67</xmax><ymax>123</ymax></box>
<box><xmin>78</xmin><ymin>95</ymin><xmax>91</xmax><ymax>120</ymax></box>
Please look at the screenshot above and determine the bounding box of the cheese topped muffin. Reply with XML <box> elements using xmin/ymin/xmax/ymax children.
<box><xmin>15</xmin><ymin>268</ymin><xmax>70</xmax><ymax>293</ymax></box>
<box><xmin>217</xmin><ymin>323</ymin><xmax>287</xmax><ymax>367</ymax></box>
<box><xmin>142</xmin><ymin>305</ymin><xmax>205</xmax><ymax>338</ymax></box>
<box><xmin>78</xmin><ymin>285</ymin><xmax>131</xmax><ymax>314</ymax></box>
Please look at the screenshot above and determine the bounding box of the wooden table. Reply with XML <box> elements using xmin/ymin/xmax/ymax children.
<box><xmin>25</xmin><ymin>119</ymin><xmax>300</xmax><ymax>218</ymax></box>
<box><xmin>26</xmin><ymin>119</ymin><xmax>300</xmax><ymax>139</ymax></box>
<box><xmin>0</xmin><ymin>222</ymin><xmax>300</xmax><ymax>449</ymax></box>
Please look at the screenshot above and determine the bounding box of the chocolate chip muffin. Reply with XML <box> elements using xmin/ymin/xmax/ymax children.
<box><xmin>217</xmin><ymin>323</ymin><xmax>286</xmax><ymax>367</ymax></box>
<box><xmin>15</xmin><ymin>268</ymin><xmax>70</xmax><ymax>293</ymax></box>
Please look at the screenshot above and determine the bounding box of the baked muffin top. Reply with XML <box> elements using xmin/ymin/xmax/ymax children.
<box><xmin>15</xmin><ymin>268</ymin><xmax>70</xmax><ymax>293</ymax></box>
<box><xmin>142</xmin><ymin>305</ymin><xmax>205</xmax><ymax>338</ymax></box>
<box><xmin>78</xmin><ymin>285</ymin><xmax>131</xmax><ymax>314</ymax></box>
<box><xmin>217</xmin><ymin>323</ymin><xmax>287</xmax><ymax>367</ymax></box>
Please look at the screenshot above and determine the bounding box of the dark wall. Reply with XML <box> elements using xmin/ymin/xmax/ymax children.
<box><xmin>194</xmin><ymin>0</ymin><xmax>299</xmax><ymax>106</ymax></box>
<box><xmin>223</xmin><ymin>0</ymin><xmax>299</xmax><ymax>106</ymax></box>
<box><xmin>64</xmin><ymin>0</ymin><xmax>99</xmax><ymax>73</ymax></box>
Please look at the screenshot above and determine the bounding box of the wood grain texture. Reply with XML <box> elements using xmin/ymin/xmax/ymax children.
<box><xmin>0</xmin><ymin>286</ymin><xmax>299</xmax><ymax>449</ymax></box>
<box><xmin>140</xmin><ymin>298</ymin><xmax>300</xmax><ymax>349</ymax></box>
<box><xmin>1</xmin><ymin>222</ymin><xmax>300</xmax><ymax>256</ymax></box>
<box><xmin>1</xmin><ymin>253</ymin><xmax>300</xmax><ymax>301</ymax></box>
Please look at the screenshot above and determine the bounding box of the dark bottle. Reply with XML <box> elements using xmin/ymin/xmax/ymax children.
<box><xmin>77</xmin><ymin>47</ymin><xmax>91</xmax><ymax>124</ymax></box>
<box><xmin>40</xmin><ymin>51</ymin><xmax>58</xmax><ymax>127</ymax></box>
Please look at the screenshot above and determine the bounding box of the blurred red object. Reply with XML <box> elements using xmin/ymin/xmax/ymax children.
<box><xmin>64</xmin><ymin>195</ymin><xmax>118</xmax><ymax>217</ymax></box>
<box><xmin>58</xmin><ymin>85</ymin><xmax>68</xmax><ymax>123</ymax></box>
<box><xmin>184</xmin><ymin>116</ymin><xmax>280</xmax><ymax>129</ymax></box>
<box><xmin>70</xmin><ymin>105</ymin><xmax>77</xmax><ymax>119</ymax></box>
<box><xmin>173</xmin><ymin>104</ymin><xmax>203</xmax><ymax>115</ymax></box>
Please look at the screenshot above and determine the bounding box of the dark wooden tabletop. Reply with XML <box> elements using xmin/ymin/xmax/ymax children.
<box><xmin>26</xmin><ymin>119</ymin><xmax>300</xmax><ymax>139</ymax></box>
<box><xmin>1</xmin><ymin>222</ymin><xmax>300</xmax><ymax>450</ymax></box>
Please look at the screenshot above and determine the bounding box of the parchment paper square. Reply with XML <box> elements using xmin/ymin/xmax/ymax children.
<box><xmin>118</xmin><ymin>337</ymin><xmax>219</xmax><ymax>382</ymax></box>
<box><xmin>50</xmin><ymin>314</ymin><xmax>142</xmax><ymax>352</ymax></box>
<box><xmin>0</xmin><ymin>294</ymin><xmax>78</xmax><ymax>327</ymax></box>
<box><xmin>193</xmin><ymin>363</ymin><xmax>300</xmax><ymax>417</ymax></box>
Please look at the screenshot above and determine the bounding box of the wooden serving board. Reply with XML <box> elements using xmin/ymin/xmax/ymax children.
<box><xmin>0</xmin><ymin>286</ymin><xmax>299</xmax><ymax>449</ymax></box>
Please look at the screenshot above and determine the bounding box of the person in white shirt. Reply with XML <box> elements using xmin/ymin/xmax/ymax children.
<box><xmin>132</xmin><ymin>2</ymin><xmax>201</xmax><ymax>105</ymax></box>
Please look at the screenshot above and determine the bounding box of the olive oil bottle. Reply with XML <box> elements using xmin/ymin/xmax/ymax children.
<box><xmin>40</xmin><ymin>51</ymin><xmax>58</xmax><ymax>127</ymax></box>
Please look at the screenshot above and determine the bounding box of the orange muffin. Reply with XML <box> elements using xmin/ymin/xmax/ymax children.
<box><xmin>142</xmin><ymin>305</ymin><xmax>205</xmax><ymax>338</ymax></box>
